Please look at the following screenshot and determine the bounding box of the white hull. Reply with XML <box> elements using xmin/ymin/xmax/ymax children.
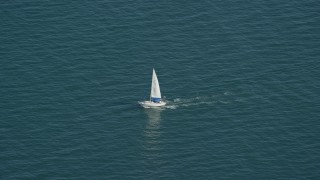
<box><xmin>139</xmin><ymin>101</ymin><xmax>166</xmax><ymax>108</ymax></box>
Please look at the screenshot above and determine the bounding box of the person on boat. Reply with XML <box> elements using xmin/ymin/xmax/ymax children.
<box><xmin>151</xmin><ymin>97</ymin><xmax>161</xmax><ymax>103</ymax></box>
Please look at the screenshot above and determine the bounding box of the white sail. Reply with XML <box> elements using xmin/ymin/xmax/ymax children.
<box><xmin>150</xmin><ymin>69</ymin><xmax>161</xmax><ymax>100</ymax></box>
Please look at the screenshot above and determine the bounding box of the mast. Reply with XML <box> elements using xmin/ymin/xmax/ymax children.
<box><xmin>150</xmin><ymin>69</ymin><xmax>154</xmax><ymax>101</ymax></box>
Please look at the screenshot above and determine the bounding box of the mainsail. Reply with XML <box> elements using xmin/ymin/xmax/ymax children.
<box><xmin>150</xmin><ymin>69</ymin><xmax>161</xmax><ymax>102</ymax></box>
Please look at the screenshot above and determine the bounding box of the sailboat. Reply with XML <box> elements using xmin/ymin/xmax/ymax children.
<box><xmin>139</xmin><ymin>68</ymin><xmax>166</xmax><ymax>108</ymax></box>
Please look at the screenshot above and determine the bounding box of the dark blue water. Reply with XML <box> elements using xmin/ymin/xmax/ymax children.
<box><xmin>1</xmin><ymin>1</ymin><xmax>320</xmax><ymax>179</ymax></box>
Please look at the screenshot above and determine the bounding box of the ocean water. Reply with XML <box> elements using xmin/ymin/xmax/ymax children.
<box><xmin>1</xmin><ymin>0</ymin><xmax>320</xmax><ymax>179</ymax></box>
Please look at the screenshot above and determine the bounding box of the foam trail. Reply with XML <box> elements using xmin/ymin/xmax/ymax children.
<box><xmin>164</xmin><ymin>91</ymin><xmax>236</xmax><ymax>109</ymax></box>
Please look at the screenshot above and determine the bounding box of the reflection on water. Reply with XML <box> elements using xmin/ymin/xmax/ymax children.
<box><xmin>143</xmin><ymin>108</ymin><xmax>164</xmax><ymax>176</ymax></box>
<box><xmin>144</xmin><ymin>108</ymin><xmax>162</xmax><ymax>147</ymax></box>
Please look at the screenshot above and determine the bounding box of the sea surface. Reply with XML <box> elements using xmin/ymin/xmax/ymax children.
<box><xmin>1</xmin><ymin>0</ymin><xmax>320</xmax><ymax>179</ymax></box>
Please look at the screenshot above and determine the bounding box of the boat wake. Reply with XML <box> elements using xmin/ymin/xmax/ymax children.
<box><xmin>164</xmin><ymin>91</ymin><xmax>235</xmax><ymax>109</ymax></box>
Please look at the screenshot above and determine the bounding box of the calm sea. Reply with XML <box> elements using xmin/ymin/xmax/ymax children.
<box><xmin>1</xmin><ymin>0</ymin><xmax>319</xmax><ymax>179</ymax></box>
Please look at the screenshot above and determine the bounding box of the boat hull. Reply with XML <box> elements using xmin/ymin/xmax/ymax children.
<box><xmin>139</xmin><ymin>101</ymin><xmax>166</xmax><ymax>108</ymax></box>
